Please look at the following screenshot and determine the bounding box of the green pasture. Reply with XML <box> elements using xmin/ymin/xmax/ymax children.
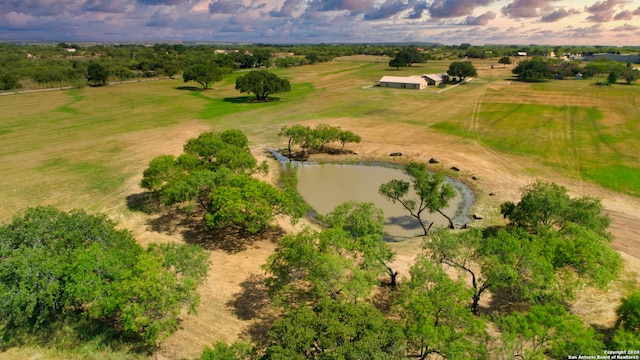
<box><xmin>432</xmin><ymin>76</ymin><xmax>640</xmax><ymax>195</ymax></box>
<box><xmin>1</xmin><ymin>56</ymin><xmax>639</xmax><ymax>223</ymax></box>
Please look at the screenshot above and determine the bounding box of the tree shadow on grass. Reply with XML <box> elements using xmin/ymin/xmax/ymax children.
<box><xmin>227</xmin><ymin>274</ymin><xmax>272</xmax><ymax>321</ymax></box>
<box><xmin>481</xmin><ymin>225</ymin><xmax>503</xmax><ymax>238</ymax></box>
<box><xmin>592</xmin><ymin>323</ymin><xmax>616</xmax><ymax>346</ymax></box>
<box><xmin>174</xmin><ymin>86</ymin><xmax>206</xmax><ymax>91</ymax></box>
<box><xmin>479</xmin><ymin>287</ymin><xmax>531</xmax><ymax>318</ymax></box>
<box><xmin>128</xmin><ymin>191</ymin><xmax>286</xmax><ymax>253</ymax></box>
<box><xmin>1</xmin><ymin>316</ymin><xmax>142</xmax><ymax>356</ymax></box>
<box><xmin>370</xmin><ymin>282</ymin><xmax>399</xmax><ymax>316</ymax></box>
<box><xmin>125</xmin><ymin>192</ymin><xmax>154</xmax><ymax>214</ymax></box>
<box><xmin>222</xmin><ymin>96</ymin><xmax>282</xmax><ymax>104</ymax></box>
<box><xmin>226</xmin><ymin>274</ymin><xmax>279</xmax><ymax>345</ymax></box>
<box><xmin>143</xmin><ymin>207</ymin><xmax>285</xmax><ymax>254</ymax></box>
<box><xmin>181</xmin><ymin>220</ymin><xmax>285</xmax><ymax>254</ymax></box>
<box><xmin>146</xmin><ymin>211</ymin><xmax>185</xmax><ymax>236</ymax></box>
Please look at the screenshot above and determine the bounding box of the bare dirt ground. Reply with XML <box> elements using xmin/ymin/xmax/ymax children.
<box><xmin>113</xmin><ymin>118</ymin><xmax>640</xmax><ymax>360</ymax></box>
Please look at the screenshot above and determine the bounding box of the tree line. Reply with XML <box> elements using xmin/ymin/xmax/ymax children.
<box><xmin>0</xmin><ymin>42</ymin><xmax>356</xmax><ymax>91</ymax></box>
<box><xmin>513</xmin><ymin>56</ymin><xmax>640</xmax><ymax>83</ymax></box>
<box><xmin>385</xmin><ymin>45</ymin><xmax>638</xmax><ymax>86</ymax></box>
<box><xmin>3</xmin><ymin>42</ymin><xmax>638</xmax><ymax>91</ymax></box>
<box><xmin>386</xmin><ymin>46</ymin><xmax>478</xmax><ymax>84</ymax></box>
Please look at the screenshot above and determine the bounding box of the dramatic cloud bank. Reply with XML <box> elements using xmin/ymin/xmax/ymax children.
<box><xmin>0</xmin><ymin>0</ymin><xmax>639</xmax><ymax>45</ymax></box>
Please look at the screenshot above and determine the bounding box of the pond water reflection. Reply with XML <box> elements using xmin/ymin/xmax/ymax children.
<box><xmin>292</xmin><ymin>162</ymin><xmax>474</xmax><ymax>241</ymax></box>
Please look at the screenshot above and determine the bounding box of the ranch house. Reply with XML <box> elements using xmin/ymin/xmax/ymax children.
<box><xmin>377</xmin><ymin>76</ymin><xmax>427</xmax><ymax>90</ymax></box>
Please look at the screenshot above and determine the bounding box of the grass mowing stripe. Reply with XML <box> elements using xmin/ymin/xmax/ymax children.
<box><xmin>37</xmin><ymin>157</ymin><xmax>126</xmax><ymax>195</ymax></box>
<box><xmin>54</xmin><ymin>89</ymin><xmax>85</xmax><ymax>114</ymax></box>
<box><xmin>432</xmin><ymin>100</ymin><xmax>640</xmax><ymax>196</ymax></box>
<box><xmin>195</xmin><ymin>82</ymin><xmax>315</xmax><ymax>120</ymax></box>
<box><xmin>583</xmin><ymin>165</ymin><xmax>640</xmax><ymax>196</ymax></box>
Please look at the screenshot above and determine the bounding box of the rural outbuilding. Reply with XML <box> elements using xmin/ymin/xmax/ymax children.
<box><xmin>422</xmin><ymin>74</ymin><xmax>447</xmax><ymax>86</ymax></box>
<box><xmin>377</xmin><ymin>76</ymin><xmax>427</xmax><ymax>90</ymax></box>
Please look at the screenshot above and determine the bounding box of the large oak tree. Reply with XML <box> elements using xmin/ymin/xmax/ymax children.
<box><xmin>264</xmin><ymin>201</ymin><xmax>395</xmax><ymax>303</ymax></box>
<box><xmin>235</xmin><ymin>70</ymin><xmax>290</xmax><ymax>100</ymax></box>
<box><xmin>0</xmin><ymin>207</ymin><xmax>209</xmax><ymax>354</ymax></box>
<box><xmin>140</xmin><ymin>129</ymin><xmax>307</xmax><ymax>234</ymax></box>
<box><xmin>447</xmin><ymin>61</ymin><xmax>477</xmax><ymax>82</ymax></box>
<box><xmin>396</xmin><ymin>255</ymin><xmax>489</xmax><ymax>359</ymax></box>
<box><xmin>182</xmin><ymin>63</ymin><xmax>223</xmax><ymax>89</ymax></box>
<box><xmin>265</xmin><ymin>297</ymin><xmax>405</xmax><ymax>359</ymax></box>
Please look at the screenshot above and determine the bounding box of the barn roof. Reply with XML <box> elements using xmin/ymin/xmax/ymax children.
<box><xmin>422</xmin><ymin>74</ymin><xmax>443</xmax><ymax>82</ymax></box>
<box><xmin>379</xmin><ymin>76</ymin><xmax>426</xmax><ymax>85</ymax></box>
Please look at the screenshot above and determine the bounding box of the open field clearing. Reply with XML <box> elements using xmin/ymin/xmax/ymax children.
<box><xmin>1</xmin><ymin>55</ymin><xmax>639</xmax><ymax>359</ymax></box>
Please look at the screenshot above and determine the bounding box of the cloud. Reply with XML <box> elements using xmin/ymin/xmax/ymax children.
<box><xmin>83</xmin><ymin>0</ymin><xmax>131</xmax><ymax>13</ymax></box>
<box><xmin>137</xmin><ymin>0</ymin><xmax>191</xmax><ymax>5</ymax></box>
<box><xmin>0</xmin><ymin>0</ymin><xmax>82</xmax><ymax>17</ymax></box>
<box><xmin>269</xmin><ymin>0</ymin><xmax>304</xmax><ymax>17</ymax></box>
<box><xmin>613</xmin><ymin>9</ymin><xmax>633</xmax><ymax>19</ymax></box>
<box><xmin>146</xmin><ymin>8</ymin><xmax>178</xmax><ymax>26</ymax></box>
<box><xmin>363</xmin><ymin>0</ymin><xmax>417</xmax><ymax>20</ymax></box>
<box><xmin>407</xmin><ymin>1</ymin><xmax>429</xmax><ymax>19</ymax></box>
<box><xmin>585</xmin><ymin>0</ymin><xmax>625</xmax><ymax>12</ymax></box>
<box><xmin>502</xmin><ymin>0</ymin><xmax>558</xmax><ymax>19</ymax></box>
<box><xmin>0</xmin><ymin>0</ymin><xmax>639</xmax><ymax>46</ymax></box>
<box><xmin>461</xmin><ymin>10</ymin><xmax>496</xmax><ymax>24</ymax></box>
<box><xmin>584</xmin><ymin>0</ymin><xmax>626</xmax><ymax>22</ymax></box>
<box><xmin>307</xmin><ymin>0</ymin><xmax>375</xmax><ymax>15</ymax></box>
<box><xmin>219</xmin><ymin>14</ymin><xmax>253</xmax><ymax>33</ymax></box>
<box><xmin>1</xmin><ymin>11</ymin><xmax>36</xmax><ymax>29</ymax></box>
<box><xmin>539</xmin><ymin>8</ymin><xmax>580</xmax><ymax>22</ymax></box>
<box><xmin>208</xmin><ymin>0</ymin><xmax>245</xmax><ymax>14</ymax></box>
<box><xmin>611</xmin><ymin>23</ymin><xmax>639</xmax><ymax>30</ymax></box>
<box><xmin>564</xmin><ymin>23</ymin><xmax>605</xmax><ymax>38</ymax></box>
<box><xmin>429</xmin><ymin>0</ymin><xmax>496</xmax><ymax>19</ymax></box>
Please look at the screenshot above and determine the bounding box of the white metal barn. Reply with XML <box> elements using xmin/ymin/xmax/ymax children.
<box><xmin>377</xmin><ymin>76</ymin><xmax>427</xmax><ymax>90</ymax></box>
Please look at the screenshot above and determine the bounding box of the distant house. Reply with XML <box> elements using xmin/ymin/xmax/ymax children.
<box><xmin>273</xmin><ymin>52</ymin><xmax>295</xmax><ymax>58</ymax></box>
<box><xmin>377</xmin><ymin>76</ymin><xmax>427</xmax><ymax>90</ymax></box>
<box><xmin>422</xmin><ymin>74</ymin><xmax>447</xmax><ymax>86</ymax></box>
<box><xmin>516</xmin><ymin>51</ymin><xmax>527</xmax><ymax>57</ymax></box>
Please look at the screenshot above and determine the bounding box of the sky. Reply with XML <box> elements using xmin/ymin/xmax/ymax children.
<box><xmin>1</xmin><ymin>0</ymin><xmax>639</xmax><ymax>46</ymax></box>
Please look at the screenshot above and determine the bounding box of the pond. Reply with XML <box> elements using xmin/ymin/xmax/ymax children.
<box><xmin>271</xmin><ymin>151</ymin><xmax>475</xmax><ymax>241</ymax></box>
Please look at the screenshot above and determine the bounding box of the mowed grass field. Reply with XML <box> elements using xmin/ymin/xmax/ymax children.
<box><xmin>1</xmin><ymin>55</ymin><xmax>639</xmax><ymax>225</ymax></box>
<box><xmin>432</xmin><ymin>74</ymin><xmax>640</xmax><ymax>195</ymax></box>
